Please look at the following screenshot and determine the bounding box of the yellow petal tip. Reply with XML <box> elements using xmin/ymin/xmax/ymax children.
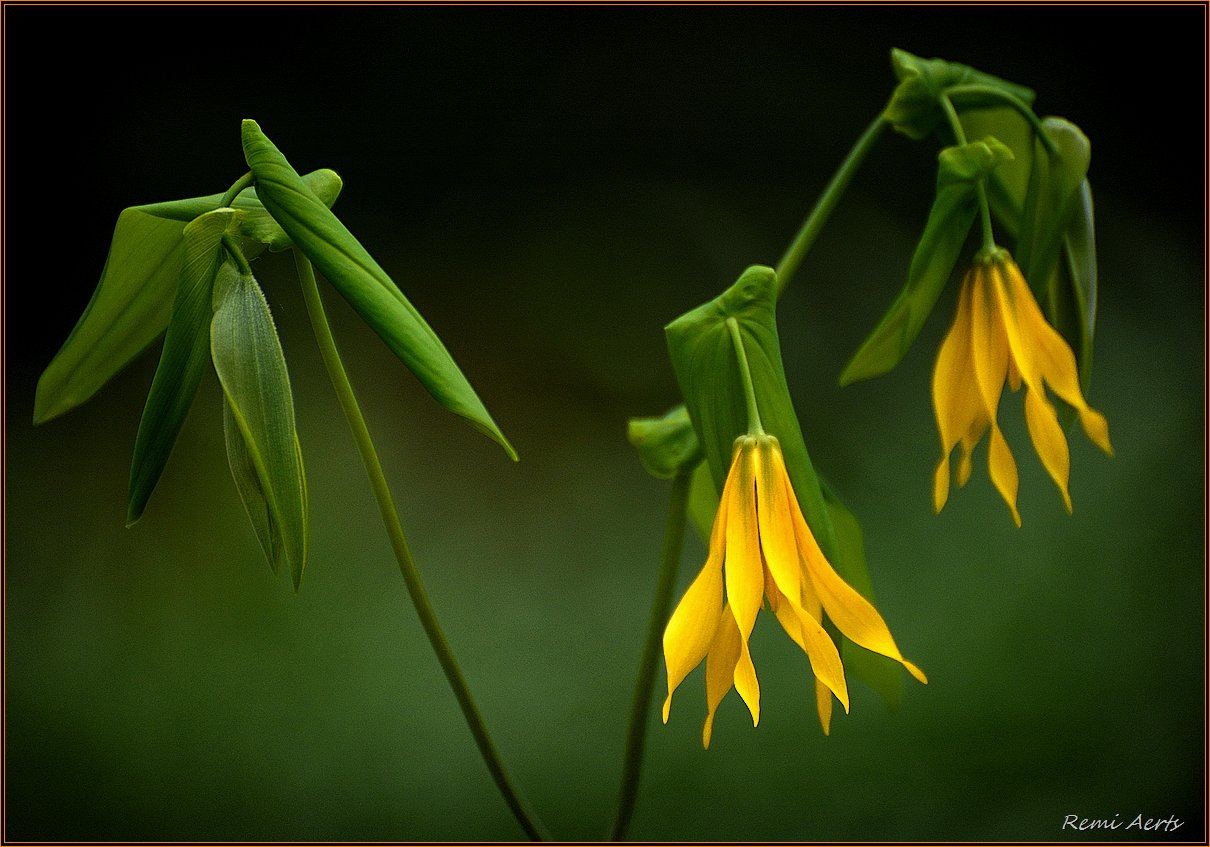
<box><xmin>905</xmin><ymin>661</ymin><xmax>928</xmax><ymax>685</ymax></box>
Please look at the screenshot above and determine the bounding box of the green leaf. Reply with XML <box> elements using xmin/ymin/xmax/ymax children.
<box><xmin>627</xmin><ymin>405</ymin><xmax>703</xmax><ymax>479</ymax></box>
<box><xmin>665</xmin><ymin>265</ymin><xmax>838</xmax><ymax>560</ymax></box>
<box><xmin>820</xmin><ymin>483</ymin><xmax>902</xmax><ymax>709</ymax></box>
<box><xmin>210</xmin><ymin>263</ymin><xmax>309</xmax><ymax>588</ymax></box>
<box><xmin>960</xmin><ymin>107</ymin><xmax>1034</xmax><ymax>238</ymax></box>
<box><xmin>686</xmin><ymin>459</ymin><xmax>718</xmax><ymax>542</ymax></box>
<box><xmin>33</xmin><ymin>170</ymin><xmax>343</xmax><ymax>426</ymax></box>
<box><xmin>240</xmin><ymin>119</ymin><xmax>517</xmax><ymax>461</ymax></box>
<box><xmin>1016</xmin><ymin>118</ymin><xmax>1091</xmax><ymax>303</ymax></box>
<box><xmin>127</xmin><ymin>209</ymin><xmax>242</xmax><ymax>525</ymax></box>
<box><xmin>1060</xmin><ymin>180</ymin><xmax>1098</xmax><ymax>391</ymax></box>
<box><xmin>34</xmin><ymin>209</ymin><xmax>187</xmax><ymax>424</ymax></box>
<box><xmin>883</xmin><ymin>48</ymin><xmax>1036</xmax><ymax>141</ymax></box>
<box><xmin>840</xmin><ymin>138</ymin><xmax>1013</xmax><ymax>385</ymax></box>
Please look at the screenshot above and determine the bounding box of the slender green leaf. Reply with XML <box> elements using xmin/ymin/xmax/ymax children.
<box><xmin>1016</xmin><ymin>118</ymin><xmax>1091</xmax><ymax>302</ymax></box>
<box><xmin>211</xmin><ymin>263</ymin><xmax>308</xmax><ymax>588</ymax></box>
<box><xmin>840</xmin><ymin>138</ymin><xmax>1013</xmax><ymax>385</ymax></box>
<box><xmin>240</xmin><ymin>119</ymin><xmax>516</xmax><ymax>461</ymax></box>
<box><xmin>665</xmin><ymin>265</ymin><xmax>838</xmax><ymax>560</ymax></box>
<box><xmin>627</xmin><ymin>405</ymin><xmax>703</xmax><ymax>480</ymax></box>
<box><xmin>1061</xmin><ymin>180</ymin><xmax>1098</xmax><ymax>391</ymax></box>
<box><xmin>127</xmin><ymin>209</ymin><xmax>243</xmax><ymax>525</ymax></box>
<box><xmin>34</xmin><ymin>210</ymin><xmax>186</xmax><ymax>424</ymax></box>
<box><xmin>222</xmin><ymin>398</ymin><xmax>281</xmax><ymax>574</ymax></box>
<box><xmin>686</xmin><ymin>459</ymin><xmax>717</xmax><ymax>542</ymax></box>
<box><xmin>34</xmin><ymin>170</ymin><xmax>342</xmax><ymax>426</ymax></box>
<box><xmin>821</xmin><ymin>483</ymin><xmax>902</xmax><ymax>709</ymax></box>
<box><xmin>883</xmin><ymin>48</ymin><xmax>1035</xmax><ymax>141</ymax></box>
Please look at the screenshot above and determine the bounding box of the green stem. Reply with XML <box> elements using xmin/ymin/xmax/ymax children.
<box><xmin>219</xmin><ymin>171</ymin><xmax>255</xmax><ymax>208</ymax></box>
<box><xmin>293</xmin><ymin>250</ymin><xmax>550</xmax><ymax>842</ymax></box>
<box><xmin>775</xmin><ymin>114</ymin><xmax>887</xmax><ymax>296</ymax></box>
<box><xmin>221</xmin><ymin>235</ymin><xmax>252</xmax><ymax>276</ymax></box>
<box><xmin>608</xmin><ymin>470</ymin><xmax>692</xmax><ymax>841</ymax></box>
<box><xmin>726</xmin><ymin>317</ymin><xmax>764</xmax><ymax>436</ymax></box>
<box><xmin>941</xmin><ymin>94</ymin><xmax>998</xmax><ymax>254</ymax></box>
<box><xmin>942</xmin><ymin>84</ymin><xmax>1058</xmax><ymax>155</ymax></box>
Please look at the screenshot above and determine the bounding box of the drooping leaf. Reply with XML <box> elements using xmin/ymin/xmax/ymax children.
<box><xmin>883</xmin><ymin>48</ymin><xmax>1035</xmax><ymax>141</ymax></box>
<box><xmin>840</xmin><ymin>138</ymin><xmax>1013</xmax><ymax>385</ymax></box>
<box><xmin>34</xmin><ymin>210</ymin><xmax>187</xmax><ymax>424</ymax></box>
<box><xmin>686</xmin><ymin>459</ymin><xmax>717</xmax><ymax>542</ymax></box>
<box><xmin>210</xmin><ymin>262</ymin><xmax>308</xmax><ymax>588</ymax></box>
<box><xmin>34</xmin><ymin>169</ymin><xmax>343</xmax><ymax>426</ymax></box>
<box><xmin>1060</xmin><ymin>180</ymin><xmax>1098</xmax><ymax>391</ymax></box>
<box><xmin>222</xmin><ymin>397</ymin><xmax>281</xmax><ymax>574</ymax></box>
<box><xmin>1016</xmin><ymin>118</ymin><xmax>1091</xmax><ymax>303</ymax></box>
<box><xmin>127</xmin><ymin>209</ymin><xmax>243</xmax><ymax>525</ymax></box>
<box><xmin>821</xmin><ymin>483</ymin><xmax>903</xmax><ymax>709</ymax></box>
<box><xmin>240</xmin><ymin>119</ymin><xmax>517</xmax><ymax>461</ymax></box>
<box><xmin>665</xmin><ymin>265</ymin><xmax>837</xmax><ymax>560</ymax></box>
<box><xmin>960</xmin><ymin>107</ymin><xmax>1034</xmax><ymax>238</ymax></box>
<box><xmin>627</xmin><ymin>405</ymin><xmax>703</xmax><ymax>480</ymax></box>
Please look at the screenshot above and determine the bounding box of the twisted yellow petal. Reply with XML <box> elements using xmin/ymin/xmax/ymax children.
<box><xmin>702</xmin><ymin>605</ymin><xmax>742</xmax><ymax>749</ymax></box>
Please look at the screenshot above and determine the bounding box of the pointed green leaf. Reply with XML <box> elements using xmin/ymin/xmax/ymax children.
<box><xmin>222</xmin><ymin>397</ymin><xmax>282</xmax><ymax>574</ymax></box>
<box><xmin>240</xmin><ymin>119</ymin><xmax>516</xmax><ymax>461</ymax></box>
<box><xmin>1016</xmin><ymin>118</ymin><xmax>1091</xmax><ymax>302</ymax></box>
<box><xmin>821</xmin><ymin>483</ymin><xmax>903</xmax><ymax>709</ymax></box>
<box><xmin>34</xmin><ymin>209</ymin><xmax>187</xmax><ymax>424</ymax></box>
<box><xmin>840</xmin><ymin>138</ymin><xmax>1013</xmax><ymax>385</ymax></box>
<box><xmin>686</xmin><ymin>459</ymin><xmax>718</xmax><ymax>542</ymax></box>
<box><xmin>665</xmin><ymin>265</ymin><xmax>837</xmax><ymax>560</ymax></box>
<box><xmin>34</xmin><ymin>170</ymin><xmax>343</xmax><ymax>426</ymax></box>
<box><xmin>210</xmin><ymin>263</ymin><xmax>308</xmax><ymax>588</ymax></box>
<box><xmin>127</xmin><ymin>209</ymin><xmax>243</xmax><ymax>525</ymax></box>
<box><xmin>883</xmin><ymin>48</ymin><xmax>1035</xmax><ymax>141</ymax></box>
<box><xmin>627</xmin><ymin>405</ymin><xmax>703</xmax><ymax>480</ymax></box>
<box><xmin>1060</xmin><ymin>180</ymin><xmax>1098</xmax><ymax>391</ymax></box>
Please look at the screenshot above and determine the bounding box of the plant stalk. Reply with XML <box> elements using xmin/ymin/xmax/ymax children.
<box><xmin>608</xmin><ymin>469</ymin><xmax>692</xmax><ymax>841</ymax></box>
<box><xmin>941</xmin><ymin>94</ymin><xmax>998</xmax><ymax>254</ymax></box>
<box><xmin>293</xmin><ymin>250</ymin><xmax>550</xmax><ymax>842</ymax></box>
<box><xmin>775</xmin><ymin>114</ymin><xmax>887</xmax><ymax>295</ymax></box>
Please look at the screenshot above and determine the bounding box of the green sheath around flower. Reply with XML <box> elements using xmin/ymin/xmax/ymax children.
<box><xmin>933</xmin><ymin>251</ymin><xmax>1113</xmax><ymax>526</ymax></box>
<box><xmin>662</xmin><ymin>432</ymin><xmax>926</xmax><ymax>748</ymax></box>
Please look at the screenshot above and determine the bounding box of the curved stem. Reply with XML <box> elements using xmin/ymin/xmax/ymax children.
<box><xmin>608</xmin><ymin>470</ymin><xmax>691</xmax><ymax>841</ymax></box>
<box><xmin>221</xmin><ymin>234</ymin><xmax>252</xmax><ymax>276</ymax></box>
<box><xmin>775</xmin><ymin>114</ymin><xmax>887</xmax><ymax>296</ymax></box>
<box><xmin>941</xmin><ymin>95</ymin><xmax>997</xmax><ymax>254</ymax></box>
<box><xmin>218</xmin><ymin>171</ymin><xmax>255</xmax><ymax>208</ymax></box>
<box><xmin>293</xmin><ymin>250</ymin><xmax>551</xmax><ymax>842</ymax></box>
<box><xmin>943</xmin><ymin>84</ymin><xmax>1058</xmax><ymax>155</ymax></box>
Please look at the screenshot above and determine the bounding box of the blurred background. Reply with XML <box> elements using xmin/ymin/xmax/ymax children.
<box><xmin>5</xmin><ymin>6</ymin><xmax>1204</xmax><ymax>841</ymax></box>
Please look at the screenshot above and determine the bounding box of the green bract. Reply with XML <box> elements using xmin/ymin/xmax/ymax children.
<box><xmin>240</xmin><ymin>119</ymin><xmax>517</xmax><ymax>461</ymax></box>
<box><xmin>627</xmin><ymin>406</ymin><xmax>703</xmax><ymax>479</ymax></box>
<box><xmin>840</xmin><ymin>137</ymin><xmax>1013</xmax><ymax>385</ymax></box>
<box><xmin>883</xmin><ymin>47</ymin><xmax>1036</xmax><ymax>141</ymax></box>
<box><xmin>211</xmin><ymin>263</ymin><xmax>309</xmax><ymax>588</ymax></box>
<box><xmin>665</xmin><ymin>265</ymin><xmax>837</xmax><ymax>561</ymax></box>
<box><xmin>34</xmin><ymin>169</ymin><xmax>343</xmax><ymax>425</ymax></box>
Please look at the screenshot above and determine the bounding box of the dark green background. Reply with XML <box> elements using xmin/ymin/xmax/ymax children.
<box><xmin>6</xmin><ymin>6</ymin><xmax>1204</xmax><ymax>841</ymax></box>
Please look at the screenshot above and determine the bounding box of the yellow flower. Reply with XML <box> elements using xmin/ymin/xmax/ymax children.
<box><xmin>662</xmin><ymin>433</ymin><xmax>926</xmax><ymax>748</ymax></box>
<box><xmin>932</xmin><ymin>251</ymin><xmax>1113</xmax><ymax>526</ymax></box>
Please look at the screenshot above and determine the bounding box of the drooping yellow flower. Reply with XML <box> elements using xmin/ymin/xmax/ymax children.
<box><xmin>933</xmin><ymin>250</ymin><xmax>1113</xmax><ymax>526</ymax></box>
<box><xmin>662</xmin><ymin>433</ymin><xmax>926</xmax><ymax>748</ymax></box>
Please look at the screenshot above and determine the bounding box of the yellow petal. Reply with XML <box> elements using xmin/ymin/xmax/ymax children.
<box><xmin>988</xmin><ymin>424</ymin><xmax>1022</xmax><ymax>527</ymax></box>
<box><xmin>755</xmin><ymin>438</ymin><xmax>803</xmax><ymax>603</ymax></box>
<box><xmin>725</xmin><ymin>441</ymin><xmax>764</xmax><ymax>643</ymax></box>
<box><xmin>661</xmin><ymin>449</ymin><xmax>738</xmax><ymax>723</ymax></box>
<box><xmin>772</xmin><ymin>594</ymin><xmax>850</xmax><ymax>712</ymax></box>
<box><xmin>702</xmin><ymin>605</ymin><xmax>742</xmax><ymax>749</ymax></box>
<box><xmin>1023</xmin><ymin>387</ymin><xmax>1073</xmax><ymax>513</ymax></box>
<box><xmin>815</xmin><ymin>677</ymin><xmax>833</xmax><ymax>736</ymax></box>
<box><xmin>791</xmin><ymin>500</ymin><xmax>927</xmax><ymax>685</ymax></box>
<box><xmin>969</xmin><ymin>263</ymin><xmax>1009</xmax><ymax>422</ymax></box>
<box><xmin>1002</xmin><ymin>259</ymin><xmax>1113</xmax><ymax>456</ymax></box>
<box><xmin>932</xmin><ymin>274</ymin><xmax>982</xmax><ymax>453</ymax></box>
<box><xmin>933</xmin><ymin>454</ymin><xmax>951</xmax><ymax>513</ymax></box>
